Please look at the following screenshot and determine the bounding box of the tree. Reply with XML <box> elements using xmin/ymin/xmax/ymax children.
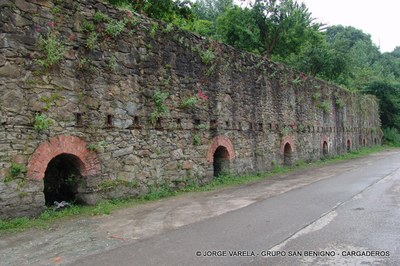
<box><xmin>192</xmin><ymin>0</ymin><xmax>233</xmax><ymax>22</ymax></box>
<box><xmin>215</xmin><ymin>6</ymin><xmax>261</xmax><ymax>52</ymax></box>
<box><xmin>321</xmin><ymin>25</ymin><xmax>383</xmax><ymax>89</ymax></box>
<box><xmin>289</xmin><ymin>40</ymin><xmax>350</xmax><ymax>82</ymax></box>
<box><xmin>251</xmin><ymin>0</ymin><xmax>320</xmax><ymax>57</ymax></box>
<box><xmin>108</xmin><ymin>0</ymin><xmax>194</xmax><ymax>23</ymax></box>
<box><xmin>363</xmin><ymin>81</ymin><xmax>400</xmax><ymax>130</ymax></box>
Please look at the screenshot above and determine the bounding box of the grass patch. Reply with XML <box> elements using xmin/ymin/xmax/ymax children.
<box><xmin>0</xmin><ymin>145</ymin><xmax>389</xmax><ymax>234</ymax></box>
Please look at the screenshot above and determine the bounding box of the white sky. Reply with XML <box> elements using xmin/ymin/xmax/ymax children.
<box><xmin>299</xmin><ymin>0</ymin><xmax>400</xmax><ymax>53</ymax></box>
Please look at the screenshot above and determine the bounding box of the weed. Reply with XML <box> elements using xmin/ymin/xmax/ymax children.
<box><xmin>163</xmin><ymin>23</ymin><xmax>173</xmax><ymax>33</ymax></box>
<box><xmin>149</xmin><ymin>22</ymin><xmax>158</xmax><ymax>38</ymax></box>
<box><xmin>200</xmin><ymin>49</ymin><xmax>215</xmax><ymax>65</ymax></box>
<box><xmin>269</xmin><ymin>70</ymin><xmax>278</xmax><ymax>78</ymax></box>
<box><xmin>297</xmin><ymin>124</ymin><xmax>305</xmax><ymax>133</ymax></box>
<box><xmin>335</xmin><ymin>98</ymin><xmax>345</xmax><ymax>108</ymax></box>
<box><xmin>205</xmin><ymin>64</ymin><xmax>216</xmax><ymax>76</ymax></box>
<box><xmin>317</xmin><ymin>101</ymin><xmax>330</xmax><ymax>114</ymax></box>
<box><xmin>76</xmin><ymin>57</ymin><xmax>96</xmax><ymax>73</ymax></box>
<box><xmin>4</xmin><ymin>163</ymin><xmax>26</xmax><ymax>182</ymax></box>
<box><xmin>162</xmin><ymin>76</ymin><xmax>171</xmax><ymax>86</ymax></box>
<box><xmin>180</xmin><ymin>96</ymin><xmax>199</xmax><ymax>109</ymax></box>
<box><xmin>35</xmin><ymin>32</ymin><xmax>65</xmax><ymax>69</ymax></box>
<box><xmin>292</xmin><ymin>77</ymin><xmax>302</xmax><ymax>85</ymax></box>
<box><xmin>195</xmin><ymin>123</ymin><xmax>207</xmax><ymax>130</ymax></box>
<box><xmin>149</xmin><ymin>90</ymin><xmax>169</xmax><ymax>125</ymax></box>
<box><xmin>107</xmin><ymin>55</ymin><xmax>117</xmax><ymax>72</ymax></box>
<box><xmin>50</xmin><ymin>6</ymin><xmax>61</xmax><ymax>15</ymax></box>
<box><xmin>126</xmin><ymin>16</ymin><xmax>140</xmax><ymax>27</ymax></box>
<box><xmin>87</xmin><ymin>141</ymin><xmax>107</xmax><ymax>152</ymax></box>
<box><xmin>82</xmin><ymin>20</ymin><xmax>96</xmax><ymax>32</ymax></box>
<box><xmin>39</xmin><ymin>93</ymin><xmax>61</xmax><ymax>111</ymax></box>
<box><xmin>33</xmin><ymin>113</ymin><xmax>52</xmax><ymax>132</ymax></box>
<box><xmin>312</xmin><ymin>92</ymin><xmax>321</xmax><ymax>101</ymax></box>
<box><xmin>18</xmin><ymin>192</ymin><xmax>29</xmax><ymax>198</ymax></box>
<box><xmin>279</xmin><ymin>127</ymin><xmax>290</xmax><ymax>137</ymax></box>
<box><xmin>105</xmin><ymin>20</ymin><xmax>126</xmax><ymax>38</ymax></box>
<box><xmin>85</xmin><ymin>32</ymin><xmax>98</xmax><ymax>50</ymax></box>
<box><xmin>141</xmin><ymin>182</ymin><xmax>172</xmax><ymax>201</ymax></box>
<box><xmin>93</xmin><ymin>11</ymin><xmax>110</xmax><ymax>23</ymax></box>
<box><xmin>73</xmin><ymin>2</ymin><xmax>80</xmax><ymax>11</ymax></box>
<box><xmin>193</xmin><ymin>134</ymin><xmax>201</xmax><ymax>145</ymax></box>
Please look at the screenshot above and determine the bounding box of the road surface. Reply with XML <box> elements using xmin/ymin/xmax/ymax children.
<box><xmin>1</xmin><ymin>149</ymin><xmax>399</xmax><ymax>265</ymax></box>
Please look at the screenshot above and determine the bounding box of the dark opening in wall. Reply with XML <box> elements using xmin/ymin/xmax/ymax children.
<box><xmin>43</xmin><ymin>153</ymin><xmax>84</xmax><ymax>206</ymax></box>
<box><xmin>155</xmin><ymin>118</ymin><xmax>162</xmax><ymax>129</ymax></box>
<box><xmin>226</xmin><ymin>121</ymin><xmax>230</xmax><ymax>128</ymax></box>
<box><xmin>129</xmin><ymin>116</ymin><xmax>141</xmax><ymax>129</ymax></box>
<box><xmin>259</xmin><ymin>123</ymin><xmax>263</xmax><ymax>131</ymax></box>
<box><xmin>106</xmin><ymin>114</ymin><xmax>113</xmax><ymax>127</ymax></box>
<box><xmin>323</xmin><ymin>141</ymin><xmax>328</xmax><ymax>157</ymax></box>
<box><xmin>363</xmin><ymin>139</ymin><xmax>366</xmax><ymax>146</ymax></box>
<box><xmin>374</xmin><ymin>138</ymin><xmax>377</xmax><ymax>145</ymax></box>
<box><xmin>347</xmin><ymin>140</ymin><xmax>351</xmax><ymax>152</ymax></box>
<box><xmin>194</xmin><ymin>119</ymin><xmax>201</xmax><ymax>126</ymax></box>
<box><xmin>213</xmin><ymin>146</ymin><xmax>230</xmax><ymax>177</ymax></box>
<box><xmin>176</xmin><ymin>118</ymin><xmax>182</xmax><ymax>129</ymax></box>
<box><xmin>283</xmin><ymin>143</ymin><xmax>293</xmax><ymax>166</ymax></box>
<box><xmin>75</xmin><ymin>113</ymin><xmax>83</xmax><ymax>127</ymax></box>
<box><xmin>269</xmin><ymin>123</ymin><xmax>272</xmax><ymax>130</ymax></box>
<box><xmin>210</xmin><ymin>120</ymin><xmax>217</xmax><ymax>129</ymax></box>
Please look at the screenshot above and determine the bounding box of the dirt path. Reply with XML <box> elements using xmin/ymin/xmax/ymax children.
<box><xmin>0</xmin><ymin>150</ymin><xmax>397</xmax><ymax>266</ymax></box>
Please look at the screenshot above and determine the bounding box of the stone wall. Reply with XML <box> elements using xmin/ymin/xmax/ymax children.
<box><xmin>0</xmin><ymin>0</ymin><xmax>382</xmax><ymax>218</ymax></box>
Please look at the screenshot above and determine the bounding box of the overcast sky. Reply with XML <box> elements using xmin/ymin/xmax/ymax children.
<box><xmin>299</xmin><ymin>0</ymin><xmax>400</xmax><ymax>52</ymax></box>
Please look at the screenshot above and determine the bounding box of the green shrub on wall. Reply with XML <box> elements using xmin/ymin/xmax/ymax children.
<box><xmin>180</xmin><ymin>96</ymin><xmax>199</xmax><ymax>109</ymax></box>
<box><xmin>35</xmin><ymin>32</ymin><xmax>65</xmax><ymax>69</ymax></box>
<box><xmin>150</xmin><ymin>90</ymin><xmax>169</xmax><ymax>124</ymax></box>
<box><xmin>4</xmin><ymin>163</ymin><xmax>26</xmax><ymax>182</ymax></box>
<box><xmin>34</xmin><ymin>113</ymin><xmax>52</xmax><ymax>132</ymax></box>
<box><xmin>317</xmin><ymin>101</ymin><xmax>330</xmax><ymax>114</ymax></box>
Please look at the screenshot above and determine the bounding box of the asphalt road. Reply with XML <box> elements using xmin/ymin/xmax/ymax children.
<box><xmin>72</xmin><ymin>150</ymin><xmax>400</xmax><ymax>266</ymax></box>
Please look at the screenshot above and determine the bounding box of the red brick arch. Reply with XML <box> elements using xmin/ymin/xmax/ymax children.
<box><xmin>27</xmin><ymin>135</ymin><xmax>100</xmax><ymax>180</ymax></box>
<box><xmin>280</xmin><ymin>136</ymin><xmax>295</xmax><ymax>154</ymax></box>
<box><xmin>207</xmin><ymin>136</ymin><xmax>236</xmax><ymax>163</ymax></box>
<box><xmin>346</xmin><ymin>138</ymin><xmax>352</xmax><ymax>146</ymax></box>
<box><xmin>320</xmin><ymin>136</ymin><xmax>329</xmax><ymax>150</ymax></box>
<box><xmin>346</xmin><ymin>138</ymin><xmax>352</xmax><ymax>151</ymax></box>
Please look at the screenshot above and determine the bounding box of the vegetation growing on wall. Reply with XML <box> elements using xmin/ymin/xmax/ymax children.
<box><xmin>33</xmin><ymin>113</ymin><xmax>52</xmax><ymax>132</ymax></box>
<box><xmin>101</xmin><ymin>0</ymin><xmax>397</xmax><ymax>145</ymax></box>
<box><xmin>35</xmin><ymin>32</ymin><xmax>65</xmax><ymax>69</ymax></box>
<box><xmin>149</xmin><ymin>90</ymin><xmax>170</xmax><ymax>124</ymax></box>
<box><xmin>4</xmin><ymin>163</ymin><xmax>27</xmax><ymax>183</ymax></box>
